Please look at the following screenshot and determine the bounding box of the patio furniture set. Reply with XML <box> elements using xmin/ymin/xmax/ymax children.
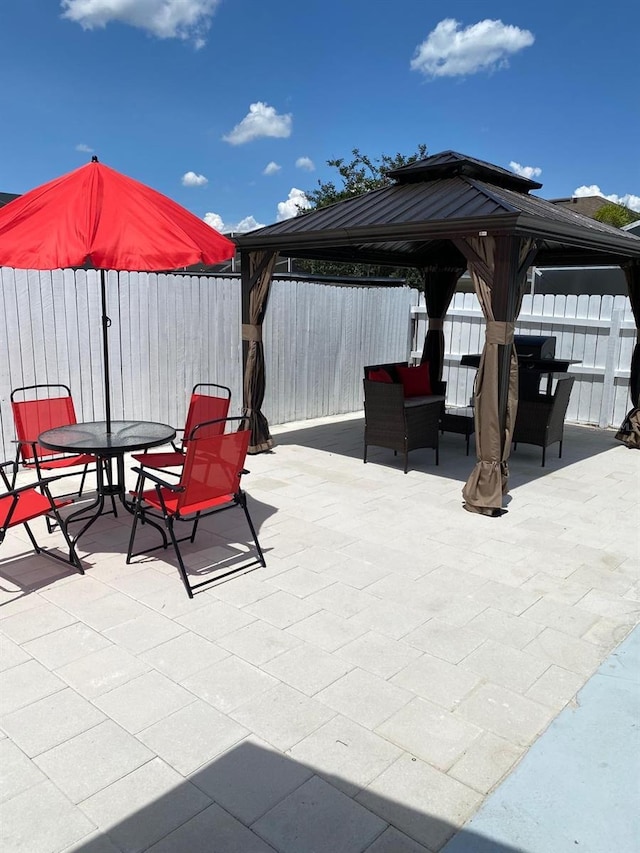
<box><xmin>363</xmin><ymin>352</ymin><xmax>576</xmax><ymax>473</ymax></box>
<box><xmin>2</xmin><ymin>339</ymin><xmax>576</xmax><ymax>597</ymax></box>
<box><xmin>0</xmin><ymin>383</ymin><xmax>265</xmax><ymax>598</ymax></box>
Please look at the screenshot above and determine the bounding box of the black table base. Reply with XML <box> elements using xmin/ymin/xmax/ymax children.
<box><xmin>39</xmin><ymin>421</ymin><xmax>176</xmax><ymax>564</ymax></box>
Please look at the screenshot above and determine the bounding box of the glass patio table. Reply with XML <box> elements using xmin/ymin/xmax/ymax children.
<box><xmin>38</xmin><ymin>420</ymin><xmax>176</xmax><ymax>560</ymax></box>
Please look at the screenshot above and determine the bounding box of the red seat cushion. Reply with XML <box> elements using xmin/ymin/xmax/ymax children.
<box><xmin>0</xmin><ymin>491</ymin><xmax>71</xmax><ymax>529</ymax></box>
<box><xmin>368</xmin><ymin>368</ymin><xmax>393</xmax><ymax>383</ymax></box>
<box><xmin>397</xmin><ymin>363</ymin><xmax>432</xmax><ymax>397</ymax></box>
<box><xmin>22</xmin><ymin>454</ymin><xmax>95</xmax><ymax>470</ymax></box>
<box><xmin>136</xmin><ymin>487</ymin><xmax>234</xmax><ymax>517</ymax></box>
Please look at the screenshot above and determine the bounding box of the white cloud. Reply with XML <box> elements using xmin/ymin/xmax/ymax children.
<box><xmin>60</xmin><ymin>0</ymin><xmax>220</xmax><ymax>46</ymax></box>
<box><xmin>573</xmin><ymin>185</ymin><xmax>640</xmax><ymax>213</ymax></box>
<box><xmin>411</xmin><ymin>18</ymin><xmax>534</xmax><ymax>78</ymax></box>
<box><xmin>181</xmin><ymin>171</ymin><xmax>208</xmax><ymax>187</ymax></box>
<box><xmin>75</xmin><ymin>142</ymin><xmax>93</xmax><ymax>153</ymax></box>
<box><xmin>509</xmin><ymin>161</ymin><xmax>542</xmax><ymax>179</ymax></box>
<box><xmin>222</xmin><ymin>102</ymin><xmax>292</xmax><ymax>145</ymax></box>
<box><xmin>277</xmin><ymin>187</ymin><xmax>311</xmax><ymax>221</ymax></box>
<box><xmin>204</xmin><ymin>212</ymin><xmax>265</xmax><ymax>233</ymax></box>
<box><xmin>296</xmin><ymin>156</ymin><xmax>315</xmax><ymax>171</ymax></box>
<box><xmin>263</xmin><ymin>161</ymin><xmax>281</xmax><ymax>176</ymax></box>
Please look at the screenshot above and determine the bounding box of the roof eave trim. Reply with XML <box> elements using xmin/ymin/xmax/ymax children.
<box><xmin>236</xmin><ymin>214</ymin><xmax>523</xmax><ymax>251</ymax></box>
<box><xmin>515</xmin><ymin>215</ymin><xmax>640</xmax><ymax>259</ymax></box>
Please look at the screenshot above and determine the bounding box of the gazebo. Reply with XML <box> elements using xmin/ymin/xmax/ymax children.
<box><xmin>236</xmin><ymin>151</ymin><xmax>640</xmax><ymax>516</ymax></box>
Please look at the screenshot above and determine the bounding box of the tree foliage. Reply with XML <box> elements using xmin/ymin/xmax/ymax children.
<box><xmin>295</xmin><ymin>146</ymin><xmax>428</xmax><ymax>285</ymax></box>
<box><xmin>593</xmin><ymin>202</ymin><xmax>640</xmax><ymax>228</ymax></box>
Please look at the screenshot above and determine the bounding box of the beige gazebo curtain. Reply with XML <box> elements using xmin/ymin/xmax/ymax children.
<box><xmin>241</xmin><ymin>249</ymin><xmax>278</xmax><ymax>453</ymax></box>
<box><xmin>622</xmin><ymin>261</ymin><xmax>640</xmax><ymax>409</ymax></box>
<box><xmin>454</xmin><ymin>235</ymin><xmax>537</xmax><ymax>515</ymax></box>
<box><xmin>420</xmin><ymin>266</ymin><xmax>466</xmax><ymax>386</ymax></box>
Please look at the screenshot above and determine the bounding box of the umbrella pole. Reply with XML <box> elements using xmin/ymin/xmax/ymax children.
<box><xmin>100</xmin><ymin>269</ymin><xmax>112</xmax><ymax>433</ymax></box>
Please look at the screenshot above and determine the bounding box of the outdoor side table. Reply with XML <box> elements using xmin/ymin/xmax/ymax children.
<box><xmin>39</xmin><ymin>420</ymin><xmax>175</xmax><ymax>561</ymax></box>
<box><xmin>440</xmin><ymin>406</ymin><xmax>475</xmax><ymax>455</ymax></box>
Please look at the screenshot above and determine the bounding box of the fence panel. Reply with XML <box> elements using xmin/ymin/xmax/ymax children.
<box><xmin>263</xmin><ymin>279</ymin><xmax>412</xmax><ymax>425</ymax></box>
<box><xmin>1</xmin><ymin>270</ymin><xmax>413</xmax><ymax>459</ymax></box>
<box><xmin>411</xmin><ymin>291</ymin><xmax>634</xmax><ymax>427</ymax></box>
<box><xmin>1</xmin><ymin>268</ymin><xmax>633</xmax><ymax>460</ymax></box>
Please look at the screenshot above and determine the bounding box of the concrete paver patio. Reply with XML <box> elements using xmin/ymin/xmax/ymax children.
<box><xmin>1</xmin><ymin>413</ymin><xmax>638</xmax><ymax>852</ymax></box>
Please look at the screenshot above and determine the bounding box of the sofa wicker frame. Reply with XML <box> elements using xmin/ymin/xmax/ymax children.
<box><xmin>363</xmin><ymin>365</ymin><xmax>445</xmax><ymax>473</ymax></box>
<box><xmin>512</xmin><ymin>374</ymin><xmax>575</xmax><ymax>467</ymax></box>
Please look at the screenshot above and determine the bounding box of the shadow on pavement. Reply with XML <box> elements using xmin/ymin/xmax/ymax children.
<box><xmin>271</xmin><ymin>414</ymin><xmax>620</xmax><ymax>486</ymax></box>
<box><xmin>55</xmin><ymin>740</ymin><xmax>527</xmax><ymax>853</ymax></box>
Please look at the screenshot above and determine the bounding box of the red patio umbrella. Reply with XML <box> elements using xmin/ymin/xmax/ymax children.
<box><xmin>0</xmin><ymin>157</ymin><xmax>235</xmax><ymax>430</ymax></box>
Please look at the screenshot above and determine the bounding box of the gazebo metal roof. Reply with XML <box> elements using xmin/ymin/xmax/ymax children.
<box><xmin>236</xmin><ymin>150</ymin><xmax>640</xmax><ymax>269</ymax></box>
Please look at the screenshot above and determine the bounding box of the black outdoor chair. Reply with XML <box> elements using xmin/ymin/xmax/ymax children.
<box><xmin>512</xmin><ymin>375</ymin><xmax>576</xmax><ymax>466</ymax></box>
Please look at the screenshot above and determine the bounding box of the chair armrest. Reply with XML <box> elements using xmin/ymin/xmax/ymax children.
<box><xmin>130</xmin><ymin>467</ymin><xmax>185</xmax><ymax>492</ymax></box>
<box><xmin>1</xmin><ymin>474</ymin><xmax>64</xmax><ymax>498</ymax></box>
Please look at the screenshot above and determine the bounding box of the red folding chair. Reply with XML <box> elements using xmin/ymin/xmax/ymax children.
<box><xmin>11</xmin><ymin>385</ymin><xmax>96</xmax><ymax>490</ymax></box>
<box><xmin>132</xmin><ymin>383</ymin><xmax>231</xmax><ymax>473</ymax></box>
<box><xmin>127</xmin><ymin>417</ymin><xmax>265</xmax><ymax>598</ymax></box>
<box><xmin>0</xmin><ymin>461</ymin><xmax>83</xmax><ymax>572</ymax></box>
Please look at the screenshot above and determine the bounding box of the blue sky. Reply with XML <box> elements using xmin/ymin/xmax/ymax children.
<box><xmin>1</xmin><ymin>0</ymin><xmax>638</xmax><ymax>233</ymax></box>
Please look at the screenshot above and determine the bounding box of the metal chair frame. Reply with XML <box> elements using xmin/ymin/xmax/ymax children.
<box><xmin>10</xmin><ymin>384</ymin><xmax>95</xmax><ymax>490</ymax></box>
<box><xmin>0</xmin><ymin>461</ymin><xmax>83</xmax><ymax>572</ymax></box>
<box><xmin>127</xmin><ymin>417</ymin><xmax>265</xmax><ymax>598</ymax></box>
<box><xmin>132</xmin><ymin>383</ymin><xmax>232</xmax><ymax>475</ymax></box>
<box><xmin>10</xmin><ymin>383</ymin><xmax>116</xmax><ymax>526</ymax></box>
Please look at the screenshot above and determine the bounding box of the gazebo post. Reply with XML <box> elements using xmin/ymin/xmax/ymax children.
<box><xmin>420</xmin><ymin>266</ymin><xmax>465</xmax><ymax>387</ymax></box>
<box><xmin>621</xmin><ymin>260</ymin><xmax>640</xmax><ymax>408</ymax></box>
<box><xmin>492</xmin><ymin>237</ymin><xmax>525</xmax><ymax>440</ymax></box>
<box><xmin>240</xmin><ymin>249</ymin><xmax>279</xmax><ymax>453</ymax></box>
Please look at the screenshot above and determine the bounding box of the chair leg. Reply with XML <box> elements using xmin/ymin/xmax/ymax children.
<box><xmin>435</xmin><ymin>442</ymin><xmax>439</xmax><ymax>466</ymax></box>
<box><xmin>126</xmin><ymin>499</ymin><xmax>142</xmax><ymax>564</ymax></box>
<box><xmin>541</xmin><ymin>445</ymin><xmax>546</xmax><ymax>467</ymax></box>
<box><xmin>404</xmin><ymin>451</ymin><xmax>409</xmax><ymax>474</ymax></box>
<box><xmin>559</xmin><ymin>439</ymin><xmax>563</xmax><ymax>458</ymax></box>
<box><xmin>126</xmin><ymin>500</ymin><xmax>169</xmax><ymax>562</ymax></box>
<box><xmin>165</xmin><ymin>517</ymin><xmax>194</xmax><ymax>599</ymax></box>
<box><xmin>238</xmin><ymin>492</ymin><xmax>266</xmax><ymax>567</ymax></box>
<box><xmin>190</xmin><ymin>513</ymin><xmax>201</xmax><ymax>543</ymax></box>
<box><xmin>363</xmin><ymin>442</ymin><xmax>368</xmax><ymax>464</ymax></box>
<box><xmin>23</xmin><ymin>519</ymin><xmax>84</xmax><ymax>573</ymax></box>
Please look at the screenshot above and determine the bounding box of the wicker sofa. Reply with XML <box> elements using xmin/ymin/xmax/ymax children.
<box><xmin>363</xmin><ymin>362</ymin><xmax>445</xmax><ymax>473</ymax></box>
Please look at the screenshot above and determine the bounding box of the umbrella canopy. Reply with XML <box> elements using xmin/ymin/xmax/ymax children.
<box><xmin>0</xmin><ymin>157</ymin><xmax>235</xmax><ymax>270</ymax></box>
<box><xmin>0</xmin><ymin>158</ymin><xmax>236</xmax><ymax>430</ymax></box>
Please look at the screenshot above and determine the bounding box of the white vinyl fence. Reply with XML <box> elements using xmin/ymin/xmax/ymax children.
<box><xmin>0</xmin><ymin>267</ymin><xmax>633</xmax><ymax>461</ymax></box>
<box><xmin>0</xmin><ymin>269</ymin><xmax>412</xmax><ymax>460</ymax></box>
<box><xmin>411</xmin><ymin>291</ymin><xmax>635</xmax><ymax>428</ymax></box>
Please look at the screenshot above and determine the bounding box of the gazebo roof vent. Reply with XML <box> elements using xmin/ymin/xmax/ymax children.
<box><xmin>386</xmin><ymin>150</ymin><xmax>543</xmax><ymax>193</ymax></box>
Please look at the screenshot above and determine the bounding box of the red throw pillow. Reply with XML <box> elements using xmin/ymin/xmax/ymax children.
<box><xmin>397</xmin><ymin>363</ymin><xmax>432</xmax><ymax>397</ymax></box>
<box><xmin>368</xmin><ymin>368</ymin><xmax>393</xmax><ymax>383</ymax></box>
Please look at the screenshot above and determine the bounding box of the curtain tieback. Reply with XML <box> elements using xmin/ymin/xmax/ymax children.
<box><xmin>485</xmin><ymin>321</ymin><xmax>514</xmax><ymax>345</ymax></box>
<box><xmin>428</xmin><ymin>319</ymin><xmax>444</xmax><ymax>331</ymax></box>
<box><xmin>242</xmin><ymin>324</ymin><xmax>262</xmax><ymax>342</ymax></box>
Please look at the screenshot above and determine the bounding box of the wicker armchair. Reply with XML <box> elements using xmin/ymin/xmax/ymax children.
<box><xmin>512</xmin><ymin>375</ymin><xmax>575</xmax><ymax>466</ymax></box>
<box><xmin>363</xmin><ymin>379</ymin><xmax>443</xmax><ymax>473</ymax></box>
